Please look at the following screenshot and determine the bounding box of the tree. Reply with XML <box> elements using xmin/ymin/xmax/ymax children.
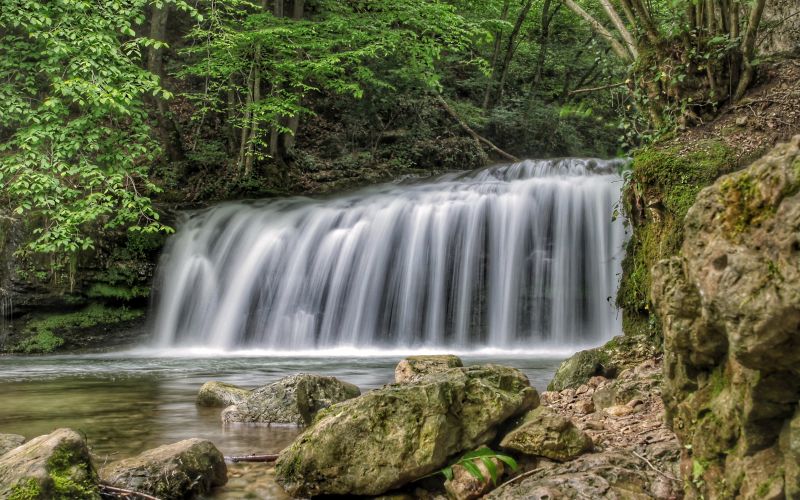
<box><xmin>178</xmin><ymin>0</ymin><xmax>484</xmax><ymax>177</ymax></box>
<box><xmin>0</xmin><ymin>0</ymin><xmax>190</xmax><ymax>254</ymax></box>
<box><xmin>562</xmin><ymin>0</ymin><xmax>770</xmax><ymax>127</ymax></box>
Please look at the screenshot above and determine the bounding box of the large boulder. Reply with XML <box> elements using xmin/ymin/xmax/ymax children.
<box><xmin>651</xmin><ymin>136</ymin><xmax>800</xmax><ymax>498</ymax></box>
<box><xmin>0</xmin><ymin>433</ymin><xmax>25</xmax><ymax>455</ymax></box>
<box><xmin>100</xmin><ymin>438</ymin><xmax>227</xmax><ymax>499</ymax></box>
<box><xmin>395</xmin><ymin>354</ymin><xmax>463</xmax><ymax>383</ymax></box>
<box><xmin>221</xmin><ymin>373</ymin><xmax>360</xmax><ymax>425</ymax></box>
<box><xmin>275</xmin><ymin>364</ymin><xmax>538</xmax><ymax>497</ymax></box>
<box><xmin>197</xmin><ymin>381</ymin><xmax>251</xmax><ymax>407</ymax></box>
<box><xmin>0</xmin><ymin>428</ymin><xmax>99</xmax><ymax>499</ymax></box>
<box><xmin>500</xmin><ymin>406</ymin><xmax>592</xmax><ymax>461</ymax></box>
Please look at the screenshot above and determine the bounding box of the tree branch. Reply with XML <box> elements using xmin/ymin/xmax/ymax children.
<box><xmin>436</xmin><ymin>95</ymin><xmax>519</xmax><ymax>162</ymax></box>
<box><xmin>562</xmin><ymin>0</ymin><xmax>633</xmax><ymax>62</ymax></box>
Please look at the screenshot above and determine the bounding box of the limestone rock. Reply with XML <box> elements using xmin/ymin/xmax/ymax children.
<box><xmin>500</xmin><ymin>406</ymin><xmax>592</xmax><ymax>461</ymax></box>
<box><xmin>548</xmin><ymin>349</ymin><xmax>609</xmax><ymax>391</ymax></box>
<box><xmin>197</xmin><ymin>381</ymin><xmax>251</xmax><ymax>407</ymax></box>
<box><xmin>221</xmin><ymin>373</ymin><xmax>360</xmax><ymax>425</ymax></box>
<box><xmin>100</xmin><ymin>438</ymin><xmax>226</xmax><ymax>499</ymax></box>
<box><xmin>395</xmin><ymin>354</ymin><xmax>463</xmax><ymax>383</ymax></box>
<box><xmin>0</xmin><ymin>428</ymin><xmax>99</xmax><ymax>499</ymax></box>
<box><xmin>486</xmin><ymin>452</ymin><xmax>679</xmax><ymax>499</ymax></box>
<box><xmin>0</xmin><ymin>433</ymin><xmax>25</xmax><ymax>456</ymax></box>
<box><xmin>275</xmin><ymin>364</ymin><xmax>538</xmax><ymax>497</ymax></box>
<box><xmin>444</xmin><ymin>451</ymin><xmax>504</xmax><ymax>500</ymax></box>
<box><xmin>651</xmin><ymin>136</ymin><xmax>800</xmax><ymax>498</ymax></box>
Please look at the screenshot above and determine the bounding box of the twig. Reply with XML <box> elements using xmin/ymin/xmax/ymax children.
<box><xmin>568</xmin><ymin>81</ymin><xmax>627</xmax><ymax>95</ymax></box>
<box><xmin>99</xmin><ymin>484</ymin><xmax>162</xmax><ymax>500</ymax></box>
<box><xmin>225</xmin><ymin>453</ymin><xmax>280</xmax><ymax>463</ymax></box>
<box><xmin>632</xmin><ymin>451</ymin><xmax>680</xmax><ymax>482</ymax></box>
<box><xmin>495</xmin><ymin>466</ymin><xmax>547</xmax><ymax>489</ymax></box>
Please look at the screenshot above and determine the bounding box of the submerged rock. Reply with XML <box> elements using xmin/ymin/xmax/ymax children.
<box><xmin>275</xmin><ymin>364</ymin><xmax>538</xmax><ymax>497</ymax></box>
<box><xmin>651</xmin><ymin>136</ymin><xmax>800</xmax><ymax>498</ymax></box>
<box><xmin>394</xmin><ymin>354</ymin><xmax>463</xmax><ymax>383</ymax></box>
<box><xmin>0</xmin><ymin>428</ymin><xmax>99</xmax><ymax>499</ymax></box>
<box><xmin>100</xmin><ymin>438</ymin><xmax>227</xmax><ymax>499</ymax></box>
<box><xmin>0</xmin><ymin>433</ymin><xmax>25</xmax><ymax>456</ymax></box>
<box><xmin>197</xmin><ymin>381</ymin><xmax>251</xmax><ymax>407</ymax></box>
<box><xmin>500</xmin><ymin>406</ymin><xmax>592</xmax><ymax>461</ymax></box>
<box><xmin>221</xmin><ymin>373</ymin><xmax>360</xmax><ymax>425</ymax></box>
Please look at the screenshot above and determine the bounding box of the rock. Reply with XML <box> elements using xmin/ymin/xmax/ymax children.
<box><xmin>575</xmin><ymin>399</ymin><xmax>595</xmax><ymax>414</ymax></box>
<box><xmin>604</xmin><ymin>405</ymin><xmax>635</xmax><ymax>418</ymax></box>
<box><xmin>548</xmin><ymin>349</ymin><xmax>609</xmax><ymax>391</ymax></box>
<box><xmin>395</xmin><ymin>354</ymin><xmax>463</xmax><ymax>383</ymax></box>
<box><xmin>486</xmin><ymin>451</ymin><xmax>678</xmax><ymax>499</ymax></box>
<box><xmin>221</xmin><ymin>373</ymin><xmax>360</xmax><ymax>425</ymax></box>
<box><xmin>444</xmin><ymin>450</ymin><xmax>505</xmax><ymax>500</ymax></box>
<box><xmin>500</xmin><ymin>406</ymin><xmax>592</xmax><ymax>462</ymax></box>
<box><xmin>0</xmin><ymin>428</ymin><xmax>99</xmax><ymax>499</ymax></box>
<box><xmin>275</xmin><ymin>364</ymin><xmax>538</xmax><ymax>497</ymax></box>
<box><xmin>197</xmin><ymin>381</ymin><xmax>251</xmax><ymax>407</ymax></box>
<box><xmin>0</xmin><ymin>433</ymin><xmax>25</xmax><ymax>455</ymax></box>
<box><xmin>651</xmin><ymin>136</ymin><xmax>800</xmax><ymax>498</ymax></box>
<box><xmin>100</xmin><ymin>438</ymin><xmax>227</xmax><ymax>499</ymax></box>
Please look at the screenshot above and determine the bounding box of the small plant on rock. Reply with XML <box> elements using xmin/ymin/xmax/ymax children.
<box><xmin>435</xmin><ymin>448</ymin><xmax>518</xmax><ymax>485</ymax></box>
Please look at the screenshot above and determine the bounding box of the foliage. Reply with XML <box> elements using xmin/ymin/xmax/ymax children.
<box><xmin>179</xmin><ymin>0</ymin><xmax>484</xmax><ymax>173</ymax></box>
<box><xmin>0</xmin><ymin>0</ymin><xmax>180</xmax><ymax>255</ymax></box>
<box><xmin>435</xmin><ymin>447</ymin><xmax>518</xmax><ymax>485</ymax></box>
<box><xmin>11</xmin><ymin>304</ymin><xmax>143</xmax><ymax>353</ymax></box>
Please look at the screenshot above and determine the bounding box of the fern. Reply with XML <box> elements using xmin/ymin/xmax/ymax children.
<box><xmin>435</xmin><ymin>448</ymin><xmax>518</xmax><ymax>485</ymax></box>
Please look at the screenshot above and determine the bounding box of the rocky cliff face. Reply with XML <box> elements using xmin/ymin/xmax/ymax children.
<box><xmin>652</xmin><ymin>136</ymin><xmax>800</xmax><ymax>498</ymax></box>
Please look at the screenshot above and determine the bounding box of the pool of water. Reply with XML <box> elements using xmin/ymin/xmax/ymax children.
<box><xmin>0</xmin><ymin>351</ymin><xmax>564</xmax><ymax>498</ymax></box>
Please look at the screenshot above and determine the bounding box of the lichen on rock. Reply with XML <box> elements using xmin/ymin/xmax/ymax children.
<box><xmin>394</xmin><ymin>354</ymin><xmax>463</xmax><ymax>383</ymax></box>
<box><xmin>500</xmin><ymin>406</ymin><xmax>592</xmax><ymax>462</ymax></box>
<box><xmin>274</xmin><ymin>364</ymin><xmax>538</xmax><ymax>497</ymax></box>
<box><xmin>221</xmin><ymin>373</ymin><xmax>360</xmax><ymax>425</ymax></box>
<box><xmin>100</xmin><ymin>438</ymin><xmax>227</xmax><ymax>499</ymax></box>
<box><xmin>651</xmin><ymin>135</ymin><xmax>800</xmax><ymax>498</ymax></box>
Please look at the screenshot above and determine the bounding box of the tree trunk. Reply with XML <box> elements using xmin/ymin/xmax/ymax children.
<box><xmin>482</xmin><ymin>0</ymin><xmax>511</xmax><ymax>110</ymax></box>
<box><xmin>495</xmin><ymin>0</ymin><xmax>535</xmax><ymax>104</ymax></box>
<box><xmin>146</xmin><ymin>4</ymin><xmax>183</xmax><ymax>162</ymax></box>
<box><xmin>734</xmin><ymin>0</ymin><xmax>767</xmax><ymax>100</ymax></box>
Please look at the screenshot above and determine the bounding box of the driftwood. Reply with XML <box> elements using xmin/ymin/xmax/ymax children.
<box><xmin>225</xmin><ymin>453</ymin><xmax>280</xmax><ymax>463</ymax></box>
<box><xmin>436</xmin><ymin>95</ymin><xmax>520</xmax><ymax>162</ymax></box>
<box><xmin>99</xmin><ymin>484</ymin><xmax>162</xmax><ymax>500</ymax></box>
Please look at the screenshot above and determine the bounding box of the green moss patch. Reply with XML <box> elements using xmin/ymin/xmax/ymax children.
<box><xmin>10</xmin><ymin>305</ymin><xmax>143</xmax><ymax>354</ymax></box>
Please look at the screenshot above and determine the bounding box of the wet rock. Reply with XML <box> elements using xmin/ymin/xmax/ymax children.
<box><xmin>394</xmin><ymin>354</ymin><xmax>463</xmax><ymax>383</ymax></box>
<box><xmin>0</xmin><ymin>433</ymin><xmax>25</xmax><ymax>455</ymax></box>
<box><xmin>0</xmin><ymin>428</ymin><xmax>99</xmax><ymax>499</ymax></box>
<box><xmin>197</xmin><ymin>381</ymin><xmax>251</xmax><ymax>407</ymax></box>
<box><xmin>444</xmin><ymin>450</ymin><xmax>504</xmax><ymax>500</ymax></box>
<box><xmin>651</xmin><ymin>136</ymin><xmax>800</xmax><ymax>498</ymax></box>
<box><xmin>500</xmin><ymin>406</ymin><xmax>592</xmax><ymax>461</ymax></box>
<box><xmin>100</xmin><ymin>438</ymin><xmax>227</xmax><ymax>499</ymax></box>
<box><xmin>221</xmin><ymin>373</ymin><xmax>360</xmax><ymax>425</ymax></box>
<box><xmin>275</xmin><ymin>364</ymin><xmax>538</xmax><ymax>497</ymax></box>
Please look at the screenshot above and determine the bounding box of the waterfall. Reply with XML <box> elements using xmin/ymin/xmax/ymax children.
<box><xmin>152</xmin><ymin>158</ymin><xmax>627</xmax><ymax>350</ymax></box>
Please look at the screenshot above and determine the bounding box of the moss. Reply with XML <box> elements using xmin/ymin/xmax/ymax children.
<box><xmin>86</xmin><ymin>283</ymin><xmax>149</xmax><ymax>301</ymax></box>
<box><xmin>10</xmin><ymin>304</ymin><xmax>143</xmax><ymax>353</ymax></box>
<box><xmin>8</xmin><ymin>479</ymin><xmax>42</xmax><ymax>500</ymax></box>
<box><xmin>46</xmin><ymin>443</ymin><xmax>99</xmax><ymax>499</ymax></box>
<box><xmin>618</xmin><ymin>139</ymin><xmax>738</xmax><ymax>331</ymax></box>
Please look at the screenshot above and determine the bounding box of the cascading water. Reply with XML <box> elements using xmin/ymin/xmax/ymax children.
<box><xmin>152</xmin><ymin>158</ymin><xmax>627</xmax><ymax>351</ymax></box>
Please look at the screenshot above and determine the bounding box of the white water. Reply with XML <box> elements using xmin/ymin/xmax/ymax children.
<box><xmin>152</xmin><ymin>158</ymin><xmax>627</xmax><ymax>350</ymax></box>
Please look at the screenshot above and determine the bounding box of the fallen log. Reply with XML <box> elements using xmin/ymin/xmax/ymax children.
<box><xmin>436</xmin><ymin>95</ymin><xmax>520</xmax><ymax>162</ymax></box>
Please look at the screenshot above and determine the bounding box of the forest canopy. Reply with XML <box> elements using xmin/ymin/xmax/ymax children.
<box><xmin>0</xmin><ymin>0</ymin><xmax>791</xmax><ymax>255</ymax></box>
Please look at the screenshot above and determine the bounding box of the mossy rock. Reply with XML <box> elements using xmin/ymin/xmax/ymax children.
<box><xmin>197</xmin><ymin>381</ymin><xmax>252</xmax><ymax>408</ymax></box>
<box><xmin>394</xmin><ymin>354</ymin><xmax>463</xmax><ymax>383</ymax></box>
<box><xmin>275</xmin><ymin>364</ymin><xmax>538</xmax><ymax>497</ymax></box>
<box><xmin>499</xmin><ymin>406</ymin><xmax>592</xmax><ymax>462</ymax></box>
<box><xmin>100</xmin><ymin>438</ymin><xmax>227</xmax><ymax>499</ymax></box>
<box><xmin>0</xmin><ymin>428</ymin><xmax>100</xmax><ymax>499</ymax></box>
